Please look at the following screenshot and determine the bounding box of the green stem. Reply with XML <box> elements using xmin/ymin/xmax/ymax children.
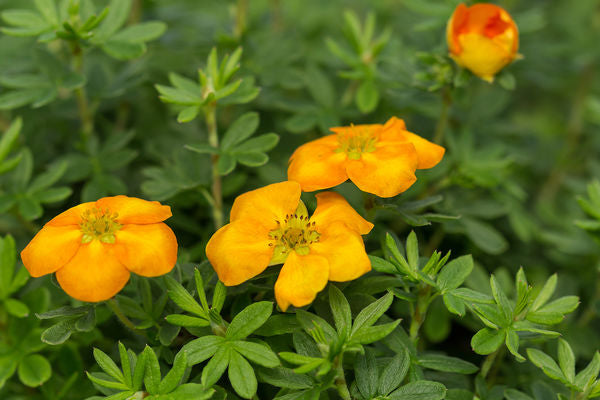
<box><xmin>205</xmin><ymin>103</ymin><xmax>224</xmax><ymax>229</ymax></box>
<box><xmin>480</xmin><ymin>350</ymin><xmax>498</xmax><ymax>379</ymax></box>
<box><xmin>341</xmin><ymin>80</ymin><xmax>359</xmax><ymax>108</ymax></box>
<box><xmin>409</xmin><ymin>285</ymin><xmax>432</xmax><ymax>346</ymax></box>
<box><xmin>333</xmin><ymin>355</ymin><xmax>351</xmax><ymax>400</ymax></box>
<box><xmin>106</xmin><ymin>299</ymin><xmax>148</xmax><ymax>339</ymax></box>
<box><xmin>433</xmin><ymin>86</ymin><xmax>451</xmax><ymax>144</ymax></box>
<box><xmin>71</xmin><ymin>44</ymin><xmax>94</xmax><ymax>149</ymax></box>
<box><xmin>480</xmin><ymin>346</ymin><xmax>505</xmax><ymax>385</ymax></box>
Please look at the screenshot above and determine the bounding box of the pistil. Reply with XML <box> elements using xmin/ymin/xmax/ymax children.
<box><xmin>80</xmin><ymin>208</ymin><xmax>122</xmax><ymax>244</ymax></box>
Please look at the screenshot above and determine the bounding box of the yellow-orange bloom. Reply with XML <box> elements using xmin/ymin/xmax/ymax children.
<box><xmin>447</xmin><ymin>3</ymin><xmax>519</xmax><ymax>82</ymax></box>
<box><xmin>206</xmin><ymin>181</ymin><xmax>373</xmax><ymax>311</ymax></box>
<box><xmin>287</xmin><ymin>117</ymin><xmax>445</xmax><ymax>198</ymax></box>
<box><xmin>21</xmin><ymin>196</ymin><xmax>178</xmax><ymax>302</ymax></box>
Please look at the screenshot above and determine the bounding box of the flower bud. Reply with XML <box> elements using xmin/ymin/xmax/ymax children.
<box><xmin>447</xmin><ymin>3</ymin><xmax>519</xmax><ymax>82</ymax></box>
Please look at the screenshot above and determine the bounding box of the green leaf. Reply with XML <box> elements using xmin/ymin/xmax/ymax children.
<box><xmin>575</xmin><ymin>352</ymin><xmax>600</xmax><ymax>390</ymax></box>
<box><xmin>184</xmin><ymin>143</ymin><xmax>218</xmax><ymax>155</ymax></box>
<box><xmin>490</xmin><ymin>274</ymin><xmax>513</xmax><ymax>323</ymax></box>
<box><xmin>226</xmin><ymin>301</ymin><xmax>273</xmax><ymax>340</ymax></box>
<box><xmin>164</xmin><ymin>276</ymin><xmax>206</xmax><ymax>317</ymax></box>
<box><xmin>34</xmin><ymin>0</ymin><xmax>58</xmax><ymax>25</ymax></box>
<box><xmin>221</xmin><ymin>112</ymin><xmax>260</xmax><ymax>150</ymax></box>
<box><xmin>132</xmin><ymin>350</ymin><xmax>147</xmax><ymax>391</ymax></box>
<box><xmin>405</xmin><ymin>231</ymin><xmax>419</xmax><ymax>271</ymax></box>
<box><xmin>233</xmin><ymin>133</ymin><xmax>279</xmax><ymax>153</ymax></box>
<box><xmin>443</xmin><ymin>293</ymin><xmax>466</xmax><ymax>316</ymax></box>
<box><xmin>28</xmin><ymin>160</ymin><xmax>68</xmax><ymax>193</ymax></box>
<box><xmin>201</xmin><ymin>345</ymin><xmax>231</xmax><ymax>388</ymax></box>
<box><xmin>235</xmin><ymin>151</ymin><xmax>269</xmax><ymax>167</ymax></box>
<box><xmin>504</xmin><ymin>389</ymin><xmax>534</xmax><ymax>400</ymax></box>
<box><xmin>351</xmin><ymin>292</ymin><xmax>393</xmax><ymax>337</ymax></box>
<box><xmin>35</xmin><ymin>187</ymin><xmax>72</xmax><ymax>203</ymax></box>
<box><xmin>18</xmin><ymin>196</ymin><xmax>43</xmax><ymax>221</ymax></box>
<box><xmin>389</xmin><ymin>380</ymin><xmax>446</xmax><ymax>400</ymax></box>
<box><xmin>177</xmin><ymin>106</ymin><xmax>200</xmax><ymax>123</ymax></box>
<box><xmin>451</xmin><ymin>288</ymin><xmax>494</xmax><ymax>304</ymax></box>
<box><xmin>217</xmin><ymin>153</ymin><xmax>236</xmax><ymax>175</ymax></box>
<box><xmin>505</xmin><ymin>330</ymin><xmax>525</xmax><ymax>362</ymax></box>
<box><xmin>257</xmin><ymin>367</ymin><xmax>313</xmax><ymax>390</ymax></box>
<box><xmin>228</xmin><ymin>350</ymin><xmax>257</xmax><ymax>399</ymax></box>
<box><xmin>538</xmin><ymin>296</ymin><xmax>580</xmax><ymax>315</ymax></box>
<box><xmin>2</xmin><ymin>10</ymin><xmax>47</xmax><ymax>29</ymax></box>
<box><xmin>471</xmin><ymin>328</ymin><xmax>505</xmax><ymax>355</ymax></box>
<box><xmin>379</xmin><ymin>348</ymin><xmax>410</xmax><ymax>395</ymax></box>
<box><xmin>369</xmin><ymin>255</ymin><xmax>399</xmax><ymax>274</ymax></box>
<box><xmin>279</xmin><ymin>352</ymin><xmax>322</xmax><ymax>366</ymax></box>
<box><xmin>0</xmin><ymin>89</ymin><xmax>47</xmax><ymax>110</ymax></box>
<box><xmin>92</xmin><ymin>0</ymin><xmax>133</xmax><ymax>42</ymax></box>
<box><xmin>531</xmin><ymin>274</ymin><xmax>557</xmax><ymax>312</ymax></box>
<box><xmin>463</xmin><ymin>218</ymin><xmax>508</xmax><ymax>255</ymax></box>
<box><xmin>184</xmin><ymin>335</ymin><xmax>225</xmax><ymax>365</ymax></box>
<box><xmin>437</xmin><ymin>255</ymin><xmax>473</xmax><ymax>292</ymax></box>
<box><xmin>158</xmin><ymin>351</ymin><xmax>187</xmax><ymax>394</ymax></box>
<box><xmin>93</xmin><ymin>348</ymin><xmax>125</xmax><ymax>383</ymax></box>
<box><xmin>118</xmin><ymin>343</ymin><xmax>132</xmax><ymax>388</ymax></box>
<box><xmin>356</xmin><ymin>80</ymin><xmax>379</xmax><ymax>113</ymax></box>
<box><xmin>417</xmin><ymin>354</ymin><xmax>478</xmax><ymax>374</ymax></box>
<box><xmin>328</xmin><ymin>285</ymin><xmax>351</xmax><ymax>338</ymax></box>
<box><xmin>304</xmin><ymin>64</ymin><xmax>334</xmax><ymax>107</ymax></box>
<box><xmin>155</xmin><ymin>84</ymin><xmax>201</xmax><ymax>105</ymax></box>
<box><xmin>350</xmin><ymin>320</ymin><xmax>400</xmax><ymax>345</ymax></box>
<box><xmin>102</xmin><ymin>40</ymin><xmax>146</xmax><ymax>60</ymax></box>
<box><xmin>0</xmin><ymin>117</ymin><xmax>21</xmax><ymax>162</ymax></box>
<box><xmin>36</xmin><ymin>305</ymin><xmax>90</xmax><ymax>319</ymax></box>
<box><xmin>212</xmin><ymin>281</ymin><xmax>227</xmax><ymax>312</ymax></box>
<box><xmin>17</xmin><ymin>354</ymin><xmax>51</xmax><ymax>387</ymax></box>
<box><xmin>355</xmin><ymin>349</ymin><xmax>378</xmax><ymax>399</ymax></box>
<box><xmin>165</xmin><ymin>314</ymin><xmax>209</xmax><ymax>328</ymax></box>
<box><xmin>557</xmin><ymin>338</ymin><xmax>576</xmax><ymax>384</ymax></box>
<box><xmin>87</xmin><ymin>372</ymin><xmax>129</xmax><ymax>391</ymax></box>
<box><xmin>112</xmin><ymin>21</ymin><xmax>166</xmax><ymax>43</ymax></box>
<box><xmin>231</xmin><ymin>341</ymin><xmax>279</xmax><ymax>368</ymax></box>
<box><xmin>527</xmin><ymin>348</ymin><xmax>566</xmax><ymax>383</ymax></box>
<box><xmin>41</xmin><ymin>318</ymin><xmax>76</xmax><ymax>345</ymax></box>
<box><xmin>143</xmin><ymin>346</ymin><xmax>161</xmax><ymax>395</ymax></box>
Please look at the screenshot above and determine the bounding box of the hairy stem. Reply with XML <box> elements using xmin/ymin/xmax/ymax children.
<box><xmin>106</xmin><ymin>299</ymin><xmax>148</xmax><ymax>339</ymax></box>
<box><xmin>433</xmin><ymin>86</ymin><xmax>451</xmax><ymax>144</ymax></box>
<box><xmin>333</xmin><ymin>355</ymin><xmax>352</xmax><ymax>400</ymax></box>
<box><xmin>480</xmin><ymin>346</ymin><xmax>505</xmax><ymax>384</ymax></box>
<box><xmin>205</xmin><ymin>103</ymin><xmax>224</xmax><ymax>229</ymax></box>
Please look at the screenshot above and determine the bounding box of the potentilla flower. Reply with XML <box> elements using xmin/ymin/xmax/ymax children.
<box><xmin>206</xmin><ymin>181</ymin><xmax>373</xmax><ymax>311</ymax></box>
<box><xmin>287</xmin><ymin>117</ymin><xmax>445</xmax><ymax>198</ymax></box>
<box><xmin>447</xmin><ymin>3</ymin><xmax>519</xmax><ymax>82</ymax></box>
<box><xmin>21</xmin><ymin>196</ymin><xmax>178</xmax><ymax>302</ymax></box>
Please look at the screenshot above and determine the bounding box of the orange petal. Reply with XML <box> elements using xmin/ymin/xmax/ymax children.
<box><xmin>230</xmin><ymin>181</ymin><xmax>301</xmax><ymax>226</ymax></box>
<box><xmin>206</xmin><ymin>219</ymin><xmax>273</xmax><ymax>286</ymax></box>
<box><xmin>310</xmin><ymin>221</ymin><xmax>371</xmax><ymax>282</ymax></box>
<box><xmin>96</xmin><ymin>196</ymin><xmax>172</xmax><ymax>225</ymax></box>
<box><xmin>287</xmin><ymin>135</ymin><xmax>348</xmax><ymax>192</ymax></box>
<box><xmin>274</xmin><ymin>252</ymin><xmax>329</xmax><ymax>312</ymax></box>
<box><xmin>310</xmin><ymin>192</ymin><xmax>373</xmax><ymax>235</ymax></box>
<box><xmin>56</xmin><ymin>240</ymin><xmax>130</xmax><ymax>302</ymax></box>
<box><xmin>346</xmin><ymin>142</ymin><xmax>418</xmax><ymax>198</ymax></box>
<box><xmin>380</xmin><ymin>117</ymin><xmax>445</xmax><ymax>169</ymax></box>
<box><xmin>447</xmin><ymin>3</ymin><xmax>468</xmax><ymax>54</ymax></box>
<box><xmin>113</xmin><ymin>223</ymin><xmax>178</xmax><ymax>277</ymax></box>
<box><xmin>20</xmin><ymin>225</ymin><xmax>82</xmax><ymax>277</ymax></box>
<box><xmin>46</xmin><ymin>202</ymin><xmax>96</xmax><ymax>226</ymax></box>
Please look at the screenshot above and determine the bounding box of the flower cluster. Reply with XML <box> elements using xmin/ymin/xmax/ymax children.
<box><xmin>20</xmin><ymin>2</ymin><xmax>518</xmax><ymax>310</ymax></box>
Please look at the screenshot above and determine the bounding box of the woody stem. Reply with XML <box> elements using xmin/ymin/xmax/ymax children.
<box><xmin>205</xmin><ymin>102</ymin><xmax>224</xmax><ymax>229</ymax></box>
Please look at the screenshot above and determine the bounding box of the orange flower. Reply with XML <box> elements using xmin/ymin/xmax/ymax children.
<box><xmin>21</xmin><ymin>196</ymin><xmax>178</xmax><ymax>302</ymax></box>
<box><xmin>287</xmin><ymin>117</ymin><xmax>445</xmax><ymax>198</ymax></box>
<box><xmin>447</xmin><ymin>3</ymin><xmax>519</xmax><ymax>82</ymax></box>
<box><xmin>206</xmin><ymin>181</ymin><xmax>373</xmax><ymax>311</ymax></box>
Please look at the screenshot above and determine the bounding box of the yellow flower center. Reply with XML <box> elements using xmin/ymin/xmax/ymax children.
<box><xmin>269</xmin><ymin>201</ymin><xmax>320</xmax><ymax>264</ymax></box>
<box><xmin>336</xmin><ymin>125</ymin><xmax>378</xmax><ymax>160</ymax></box>
<box><xmin>80</xmin><ymin>208</ymin><xmax>122</xmax><ymax>244</ymax></box>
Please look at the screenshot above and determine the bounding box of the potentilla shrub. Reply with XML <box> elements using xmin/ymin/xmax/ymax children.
<box><xmin>0</xmin><ymin>1</ymin><xmax>599</xmax><ymax>400</ymax></box>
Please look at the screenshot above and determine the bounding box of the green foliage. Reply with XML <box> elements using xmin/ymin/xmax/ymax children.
<box><xmin>0</xmin><ymin>0</ymin><xmax>599</xmax><ymax>399</ymax></box>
